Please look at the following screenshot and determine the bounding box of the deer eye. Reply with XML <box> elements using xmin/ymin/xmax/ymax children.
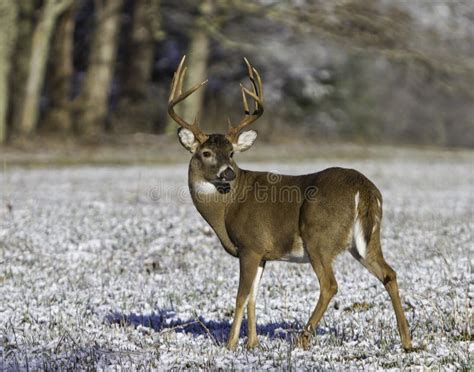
<box><xmin>229</xmin><ymin>152</ymin><xmax>234</xmax><ymax>158</ymax></box>
<box><xmin>202</xmin><ymin>151</ymin><xmax>212</xmax><ymax>158</ymax></box>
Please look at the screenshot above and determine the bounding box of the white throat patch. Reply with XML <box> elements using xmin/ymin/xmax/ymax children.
<box><xmin>192</xmin><ymin>181</ymin><xmax>217</xmax><ymax>195</ymax></box>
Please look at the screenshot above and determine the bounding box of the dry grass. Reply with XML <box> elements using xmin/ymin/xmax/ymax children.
<box><xmin>1</xmin><ymin>135</ymin><xmax>472</xmax><ymax>167</ymax></box>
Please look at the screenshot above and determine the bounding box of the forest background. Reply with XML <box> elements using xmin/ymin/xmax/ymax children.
<box><xmin>0</xmin><ymin>0</ymin><xmax>473</xmax><ymax>159</ymax></box>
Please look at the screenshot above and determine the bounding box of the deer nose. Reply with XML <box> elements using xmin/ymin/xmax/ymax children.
<box><xmin>219</xmin><ymin>166</ymin><xmax>236</xmax><ymax>181</ymax></box>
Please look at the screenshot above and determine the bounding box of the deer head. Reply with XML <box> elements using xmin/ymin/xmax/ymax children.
<box><xmin>168</xmin><ymin>56</ymin><xmax>264</xmax><ymax>193</ymax></box>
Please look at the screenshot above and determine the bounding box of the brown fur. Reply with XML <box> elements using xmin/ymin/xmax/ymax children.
<box><xmin>182</xmin><ymin>134</ymin><xmax>413</xmax><ymax>351</ymax></box>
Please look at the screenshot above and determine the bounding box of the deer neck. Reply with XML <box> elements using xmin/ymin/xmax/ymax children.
<box><xmin>188</xmin><ymin>163</ymin><xmax>242</xmax><ymax>257</ymax></box>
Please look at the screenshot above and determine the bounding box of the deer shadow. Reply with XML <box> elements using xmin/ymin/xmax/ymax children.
<box><xmin>106</xmin><ymin>309</ymin><xmax>330</xmax><ymax>345</ymax></box>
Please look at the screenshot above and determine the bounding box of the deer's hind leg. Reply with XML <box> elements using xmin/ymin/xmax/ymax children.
<box><xmin>350</xmin><ymin>231</ymin><xmax>412</xmax><ymax>351</ymax></box>
<box><xmin>296</xmin><ymin>236</ymin><xmax>340</xmax><ymax>349</ymax></box>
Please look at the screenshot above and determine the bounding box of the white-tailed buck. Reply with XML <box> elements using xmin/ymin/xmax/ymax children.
<box><xmin>168</xmin><ymin>56</ymin><xmax>412</xmax><ymax>351</ymax></box>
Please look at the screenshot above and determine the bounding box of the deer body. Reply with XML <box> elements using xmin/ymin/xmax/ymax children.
<box><xmin>169</xmin><ymin>56</ymin><xmax>412</xmax><ymax>351</ymax></box>
<box><xmin>191</xmin><ymin>165</ymin><xmax>377</xmax><ymax>263</ymax></box>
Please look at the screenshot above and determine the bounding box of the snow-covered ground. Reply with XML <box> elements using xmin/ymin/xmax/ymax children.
<box><xmin>0</xmin><ymin>153</ymin><xmax>472</xmax><ymax>369</ymax></box>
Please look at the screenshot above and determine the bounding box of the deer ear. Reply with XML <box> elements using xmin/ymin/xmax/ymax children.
<box><xmin>178</xmin><ymin>128</ymin><xmax>200</xmax><ymax>153</ymax></box>
<box><xmin>233</xmin><ymin>130</ymin><xmax>258</xmax><ymax>152</ymax></box>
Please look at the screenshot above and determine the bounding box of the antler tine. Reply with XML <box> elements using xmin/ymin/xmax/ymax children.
<box><xmin>169</xmin><ymin>72</ymin><xmax>177</xmax><ymax>103</ymax></box>
<box><xmin>168</xmin><ymin>55</ymin><xmax>209</xmax><ymax>143</ymax></box>
<box><xmin>176</xmin><ymin>65</ymin><xmax>187</xmax><ymax>97</ymax></box>
<box><xmin>254</xmin><ymin>67</ymin><xmax>264</xmax><ymax>111</ymax></box>
<box><xmin>244</xmin><ymin>57</ymin><xmax>261</xmax><ymax>113</ymax></box>
<box><xmin>169</xmin><ymin>56</ymin><xmax>186</xmax><ymax>103</ymax></box>
<box><xmin>241</xmin><ymin>84</ymin><xmax>250</xmax><ymax>115</ymax></box>
<box><xmin>227</xmin><ymin>58</ymin><xmax>264</xmax><ymax>141</ymax></box>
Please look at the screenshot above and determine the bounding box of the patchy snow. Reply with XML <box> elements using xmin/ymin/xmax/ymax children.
<box><xmin>0</xmin><ymin>154</ymin><xmax>472</xmax><ymax>369</ymax></box>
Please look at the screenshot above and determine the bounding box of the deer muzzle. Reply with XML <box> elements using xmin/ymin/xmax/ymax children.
<box><xmin>219</xmin><ymin>166</ymin><xmax>236</xmax><ymax>181</ymax></box>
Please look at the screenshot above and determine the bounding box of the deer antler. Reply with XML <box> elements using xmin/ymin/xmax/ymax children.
<box><xmin>168</xmin><ymin>56</ymin><xmax>209</xmax><ymax>143</ymax></box>
<box><xmin>226</xmin><ymin>58</ymin><xmax>264</xmax><ymax>142</ymax></box>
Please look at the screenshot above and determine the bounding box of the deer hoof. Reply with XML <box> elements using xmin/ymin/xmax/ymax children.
<box><xmin>403</xmin><ymin>342</ymin><xmax>416</xmax><ymax>352</ymax></box>
<box><xmin>296</xmin><ymin>332</ymin><xmax>312</xmax><ymax>350</ymax></box>
<box><xmin>226</xmin><ymin>340</ymin><xmax>238</xmax><ymax>350</ymax></box>
<box><xmin>246</xmin><ymin>338</ymin><xmax>259</xmax><ymax>349</ymax></box>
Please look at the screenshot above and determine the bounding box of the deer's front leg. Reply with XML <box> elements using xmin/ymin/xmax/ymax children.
<box><xmin>246</xmin><ymin>261</ymin><xmax>265</xmax><ymax>349</ymax></box>
<box><xmin>227</xmin><ymin>251</ymin><xmax>262</xmax><ymax>350</ymax></box>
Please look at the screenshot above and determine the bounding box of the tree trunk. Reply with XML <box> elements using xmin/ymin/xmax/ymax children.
<box><xmin>42</xmin><ymin>4</ymin><xmax>75</xmax><ymax>133</ymax></box>
<box><xmin>0</xmin><ymin>2</ymin><xmax>18</xmax><ymax>143</ymax></box>
<box><xmin>18</xmin><ymin>0</ymin><xmax>72</xmax><ymax>137</ymax></box>
<box><xmin>8</xmin><ymin>0</ymin><xmax>35</xmax><ymax>140</ymax></box>
<box><xmin>122</xmin><ymin>0</ymin><xmax>156</xmax><ymax>101</ymax></box>
<box><xmin>165</xmin><ymin>0</ymin><xmax>213</xmax><ymax>134</ymax></box>
<box><xmin>113</xmin><ymin>0</ymin><xmax>160</xmax><ymax>134</ymax></box>
<box><xmin>75</xmin><ymin>0</ymin><xmax>123</xmax><ymax>140</ymax></box>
